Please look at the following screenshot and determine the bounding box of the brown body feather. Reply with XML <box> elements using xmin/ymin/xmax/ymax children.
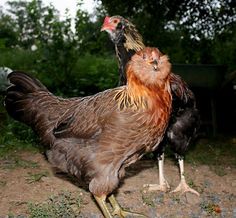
<box><xmin>5</xmin><ymin>48</ymin><xmax>172</xmax><ymax>200</ymax></box>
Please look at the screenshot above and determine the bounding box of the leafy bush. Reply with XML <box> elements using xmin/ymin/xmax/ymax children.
<box><xmin>0</xmin><ymin>48</ymin><xmax>40</xmax><ymax>72</ymax></box>
<box><xmin>0</xmin><ymin>47</ymin><xmax>118</xmax><ymax>95</ymax></box>
<box><xmin>74</xmin><ymin>54</ymin><xmax>118</xmax><ymax>95</ymax></box>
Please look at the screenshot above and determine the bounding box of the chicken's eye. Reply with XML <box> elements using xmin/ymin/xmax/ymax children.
<box><xmin>113</xmin><ymin>19</ymin><xmax>118</xmax><ymax>24</ymax></box>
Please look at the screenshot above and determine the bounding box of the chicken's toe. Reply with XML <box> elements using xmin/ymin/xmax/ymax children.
<box><xmin>171</xmin><ymin>180</ymin><xmax>200</xmax><ymax>196</ymax></box>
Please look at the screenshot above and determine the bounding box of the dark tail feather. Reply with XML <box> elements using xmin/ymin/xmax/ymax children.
<box><xmin>4</xmin><ymin>71</ymin><xmax>48</xmax><ymax>124</ymax></box>
<box><xmin>169</xmin><ymin>73</ymin><xmax>196</xmax><ymax>108</ymax></box>
<box><xmin>7</xmin><ymin>71</ymin><xmax>47</xmax><ymax>92</ymax></box>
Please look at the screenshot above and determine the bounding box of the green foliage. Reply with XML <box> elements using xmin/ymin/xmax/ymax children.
<box><xmin>75</xmin><ymin>54</ymin><xmax>118</xmax><ymax>95</ymax></box>
<box><xmin>178</xmin><ymin>0</ymin><xmax>236</xmax><ymax>39</ymax></box>
<box><xmin>212</xmin><ymin>22</ymin><xmax>236</xmax><ymax>72</ymax></box>
<box><xmin>0</xmin><ymin>0</ymin><xmax>118</xmax><ymax>95</ymax></box>
<box><xmin>28</xmin><ymin>191</ymin><xmax>82</xmax><ymax>218</ymax></box>
<box><xmin>0</xmin><ymin>48</ymin><xmax>39</xmax><ymax>72</ymax></box>
<box><xmin>0</xmin><ymin>0</ymin><xmax>235</xmax><ymax>88</ymax></box>
<box><xmin>75</xmin><ymin>3</ymin><xmax>110</xmax><ymax>56</ymax></box>
<box><xmin>0</xmin><ymin>48</ymin><xmax>118</xmax><ymax>95</ymax></box>
<box><xmin>185</xmin><ymin>137</ymin><xmax>236</xmax><ymax>169</ymax></box>
<box><xmin>99</xmin><ymin>0</ymin><xmax>236</xmax><ymax>41</ymax></box>
<box><xmin>25</xmin><ymin>171</ymin><xmax>49</xmax><ymax>183</ymax></box>
<box><xmin>0</xmin><ymin>155</ymin><xmax>39</xmax><ymax>169</ymax></box>
<box><xmin>0</xmin><ymin>10</ymin><xmax>18</xmax><ymax>48</ymax></box>
<box><xmin>6</xmin><ymin>0</ymin><xmax>60</xmax><ymax>49</ymax></box>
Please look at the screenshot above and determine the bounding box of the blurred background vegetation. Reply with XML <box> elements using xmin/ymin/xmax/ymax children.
<box><xmin>0</xmin><ymin>0</ymin><xmax>236</xmax><ymax>143</ymax></box>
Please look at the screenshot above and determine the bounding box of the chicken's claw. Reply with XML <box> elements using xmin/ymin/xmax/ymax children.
<box><xmin>170</xmin><ymin>179</ymin><xmax>200</xmax><ymax>196</ymax></box>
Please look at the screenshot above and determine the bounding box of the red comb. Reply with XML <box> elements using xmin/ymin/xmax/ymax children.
<box><xmin>103</xmin><ymin>16</ymin><xmax>110</xmax><ymax>24</ymax></box>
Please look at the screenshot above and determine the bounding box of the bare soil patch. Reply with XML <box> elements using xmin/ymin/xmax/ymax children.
<box><xmin>0</xmin><ymin>151</ymin><xmax>235</xmax><ymax>217</ymax></box>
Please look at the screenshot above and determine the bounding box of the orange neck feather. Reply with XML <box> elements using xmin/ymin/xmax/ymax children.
<box><xmin>114</xmin><ymin>67</ymin><xmax>172</xmax><ymax>121</ymax></box>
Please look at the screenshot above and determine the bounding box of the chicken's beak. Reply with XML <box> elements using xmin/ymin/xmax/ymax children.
<box><xmin>149</xmin><ymin>59</ymin><xmax>159</xmax><ymax>71</ymax></box>
<box><xmin>100</xmin><ymin>24</ymin><xmax>110</xmax><ymax>32</ymax></box>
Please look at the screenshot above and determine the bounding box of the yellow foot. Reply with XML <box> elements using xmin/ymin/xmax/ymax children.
<box><xmin>113</xmin><ymin>208</ymin><xmax>147</xmax><ymax>218</ymax></box>
<box><xmin>109</xmin><ymin>194</ymin><xmax>147</xmax><ymax>218</ymax></box>
<box><xmin>170</xmin><ymin>180</ymin><xmax>200</xmax><ymax>196</ymax></box>
<box><xmin>143</xmin><ymin>182</ymin><xmax>170</xmax><ymax>192</ymax></box>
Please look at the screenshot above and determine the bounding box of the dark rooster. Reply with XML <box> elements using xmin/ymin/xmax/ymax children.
<box><xmin>101</xmin><ymin>15</ymin><xmax>200</xmax><ymax>195</ymax></box>
<box><xmin>5</xmin><ymin>47</ymin><xmax>172</xmax><ymax>217</ymax></box>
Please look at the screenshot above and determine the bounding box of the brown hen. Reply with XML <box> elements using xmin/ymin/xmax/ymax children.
<box><xmin>5</xmin><ymin>47</ymin><xmax>172</xmax><ymax>217</ymax></box>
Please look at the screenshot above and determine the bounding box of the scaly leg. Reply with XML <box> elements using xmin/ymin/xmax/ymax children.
<box><xmin>171</xmin><ymin>158</ymin><xmax>199</xmax><ymax>196</ymax></box>
<box><xmin>94</xmin><ymin>195</ymin><xmax>113</xmax><ymax>218</ymax></box>
<box><xmin>143</xmin><ymin>153</ymin><xmax>170</xmax><ymax>192</ymax></box>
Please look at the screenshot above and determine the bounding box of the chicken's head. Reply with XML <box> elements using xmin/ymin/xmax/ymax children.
<box><xmin>127</xmin><ymin>47</ymin><xmax>171</xmax><ymax>86</ymax></box>
<box><xmin>101</xmin><ymin>16</ymin><xmax>127</xmax><ymax>43</ymax></box>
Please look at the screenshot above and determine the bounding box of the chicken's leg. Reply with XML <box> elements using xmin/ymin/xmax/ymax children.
<box><xmin>94</xmin><ymin>195</ymin><xmax>113</xmax><ymax>218</ymax></box>
<box><xmin>108</xmin><ymin>194</ymin><xmax>147</xmax><ymax>218</ymax></box>
<box><xmin>171</xmin><ymin>158</ymin><xmax>199</xmax><ymax>196</ymax></box>
<box><xmin>143</xmin><ymin>153</ymin><xmax>170</xmax><ymax>192</ymax></box>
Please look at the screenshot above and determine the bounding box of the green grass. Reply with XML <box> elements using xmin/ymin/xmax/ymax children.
<box><xmin>0</xmin><ymin>107</ymin><xmax>41</xmax><ymax>169</ymax></box>
<box><xmin>28</xmin><ymin>191</ymin><xmax>82</xmax><ymax>218</ymax></box>
<box><xmin>159</xmin><ymin>135</ymin><xmax>236</xmax><ymax>177</ymax></box>
<box><xmin>0</xmin><ymin>96</ymin><xmax>42</xmax><ymax>158</ymax></box>
<box><xmin>141</xmin><ymin>192</ymin><xmax>156</xmax><ymax>207</ymax></box>
<box><xmin>184</xmin><ymin>136</ymin><xmax>236</xmax><ymax>175</ymax></box>
<box><xmin>186</xmin><ymin>137</ymin><xmax>236</xmax><ymax>166</ymax></box>
<box><xmin>25</xmin><ymin>171</ymin><xmax>49</xmax><ymax>184</ymax></box>
<box><xmin>0</xmin><ymin>154</ymin><xmax>40</xmax><ymax>169</ymax></box>
<box><xmin>0</xmin><ymin>121</ymin><xmax>40</xmax><ymax>157</ymax></box>
<box><xmin>186</xmin><ymin>176</ymin><xmax>198</xmax><ymax>190</ymax></box>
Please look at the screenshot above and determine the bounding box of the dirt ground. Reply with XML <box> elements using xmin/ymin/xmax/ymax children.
<box><xmin>0</xmin><ymin>151</ymin><xmax>235</xmax><ymax>218</ymax></box>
